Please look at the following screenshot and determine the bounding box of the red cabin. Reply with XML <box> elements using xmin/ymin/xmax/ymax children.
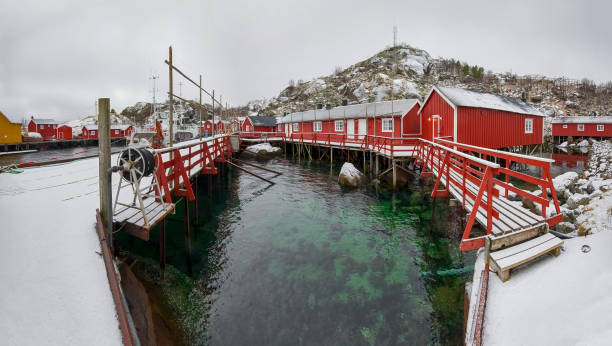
<box><xmin>110</xmin><ymin>125</ymin><xmax>134</xmax><ymax>138</ymax></box>
<box><xmin>278</xmin><ymin>99</ymin><xmax>420</xmax><ymax>143</ymax></box>
<box><xmin>28</xmin><ymin>118</ymin><xmax>57</xmax><ymax>140</ymax></box>
<box><xmin>56</xmin><ymin>125</ymin><xmax>73</xmax><ymax>140</ymax></box>
<box><xmin>241</xmin><ymin>116</ymin><xmax>278</xmax><ymax>137</ymax></box>
<box><xmin>418</xmin><ymin>86</ymin><xmax>544</xmax><ymax>148</ymax></box>
<box><xmin>82</xmin><ymin>125</ymin><xmax>98</xmax><ymax>139</ymax></box>
<box><xmin>551</xmin><ymin>116</ymin><xmax>612</xmax><ymax>142</ymax></box>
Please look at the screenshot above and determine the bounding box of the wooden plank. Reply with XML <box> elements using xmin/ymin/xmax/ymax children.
<box><xmin>490</xmin><ymin>233</ymin><xmax>557</xmax><ymax>262</ymax></box>
<box><xmin>494</xmin><ymin>236</ymin><xmax>563</xmax><ymax>272</ymax></box>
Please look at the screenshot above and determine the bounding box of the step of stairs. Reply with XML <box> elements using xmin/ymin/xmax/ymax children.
<box><xmin>489</xmin><ymin>232</ymin><xmax>564</xmax><ymax>282</ymax></box>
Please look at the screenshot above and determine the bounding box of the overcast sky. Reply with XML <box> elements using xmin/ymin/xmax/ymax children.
<box><xmin>1</xmin><ymin>0</ymin><xmax>610</xmax><ymax>122</ymax></box>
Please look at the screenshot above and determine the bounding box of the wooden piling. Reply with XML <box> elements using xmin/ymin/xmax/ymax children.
<box><xmin>184</xmin><ymin>198</ymin><xmax>192</xmax><ymax>276</ymax></box>
<box><xmin>98</xmin><ymin>98</ymin><xmax>111</xmax><ymax>234</ymax></box>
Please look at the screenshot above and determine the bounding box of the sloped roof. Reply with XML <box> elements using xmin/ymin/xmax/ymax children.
<box><xmin>31</xmin><ymin>118</ymin><xmax>57</xmax><ymax>124</ymax></box>
<box><xmin>247</xmin><ymin>116</ymin><xmax>277</xmax><ymax>127</ymax></box>
<box><xmin>435</xmin><ymin>86</ymin><xmax>544</xmax><ymax>116</ymax></box>
<box><xmin>83</xmin><ymin>125</ymin><xmax>98</xmax><ymax>130</ymax></box>
<box><xmin>278</xmin><ymin>99</ymin><xmax>420</xmax><ymax>124</ymax></box>
<box><xmin>111</xmin><ymin>125</ymin><xmax>132</xmax><ymax>130</ymax></box>
<box><xmin>551</xmin><ymin>116</ymin><xmax>612</xmax><ymax>124</ymax></box>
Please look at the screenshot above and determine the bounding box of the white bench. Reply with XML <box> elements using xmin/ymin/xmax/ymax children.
<box><xmin>489</xmin><ymin>233</ymin><xmax>564</xmax><ymax>282</ymax></box>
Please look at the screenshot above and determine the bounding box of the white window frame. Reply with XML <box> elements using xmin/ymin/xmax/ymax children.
<box><xmin>335</xmin><ymin>120</ymin><xmax>344</xmax><ymax>132</ymax></box>
<box><xmin>382</xmin><ymin>118</ymin><xmax>393</xmax><ymax>132</ymax></box>
<box><xmin>246</xmin><ymin>125</ymin><xmax>251</xmax><ymax>132</ymax></box>
<box><xmin>292</xmin><ymin>123</ymin><xmax>299</xmax><ymax>131</ymax></box>
<box><xmin>577</xmin><ymin>124</ymin><xmax>584</xmax><ymax>131</ymax></box>
<box><xmin>562</xmin><ymin>124</ymin><xmax>568</xmax><ymax>128</ymax></box>
<box><xmin>313</xmin><ymin>121</ymin><xmax>322</xmax><ymax>132</ymax></box>
<box><xmin>525</xmin><ymin>118</ymin><xmax>533</xmax><ymax>134</ymax></box>
<box><xmin>597</xmin><ymin>124</ymin><xmax>604</xmax><ymax>132</ymax></box>
<box><xmin>39</xmin><ymin>125</ymin><xmax>43</xmax><ymax>130</ymax></box>
<box><xmin>277</xmin><ymin>124</ymin><xmax>281</xmax><ymax>131</ymax></box>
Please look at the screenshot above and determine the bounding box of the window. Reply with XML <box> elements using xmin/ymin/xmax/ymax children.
<box><xmin>313</xmin><ymin>121</ymin><xmax>322</xmax><ymax>132</ymax></box>
<box><xmin>278</xmin><ymin>124</ymin><xmax>281</xmax><ymax>131</ymax></box>
<box><xmin>335</xmin><ymin>120</ymin><xmax>344</xmax><ymax>132</ymax></box>
<box><xmin>292</xmin><ymin>123</ymin><xmax>298</xmax><ymax>131</ymax></box>
<box><xmin>562</xmin><ymin>124</ymin><xmax>568</xmax><ymax>128</ymax></box>
<box><xmin>246</xmin><ymin>125</ymin><xmax>251</xmax><ymax>132</ymax></box>
<box><xmin>39</xmin><ymin>125</ymin><xmax>43</xmax><ymax>130</ymax></box>
<box><xmin>382</xmin><ymin>118</ymin><xmax>393</xmax><ymax>132</ymax></box>
<box><xmin>525</xmin><ymin>118</ymin><xmax>533</xmax><ymax>134</ymax></box>
<box><xmin>578</xmin><ymin>124</ymin><xmax>584</xmax><ymax>131</ymax></box>
<box><xmin>597</xmin><ymin>124</ymin><xmax>604</xmax><ymax>131</ymax></box>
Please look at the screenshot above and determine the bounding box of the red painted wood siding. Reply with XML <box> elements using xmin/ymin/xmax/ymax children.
<box><xmin>552</xmin><ymin>123</ymin><xmax>611</xmax><ymax>137</ymax></box>
<box><xmin>402</xmin><ymin>103</ymin><xmax>421</xmax><ymax>136</ymax></box>
<box><xmin>241</xmin><ymin>118</ymin><xmax>253</xmax><ymax>132</ymax></box>
<box><xmin>28</xmin><ymin>120</ymin><xmax>57</xmax><ymax>140</ymax></box>
<box><xmin>457</xmin><ymin>107</ymin><xmax>542</xmax><ymax>148</ymax></box>
<box><xmin>82</xmin><ymin>128</ymin><xmax>98</xmax><ymax>139</ymax></box>
<box><xmin>419</xmin><ymin>91</ymin><xmax>454</xmax><ymax>141</ymax></box>
<box><xmin>57</xmin><ymin>126</ymin><xmax>72</xmax><ymax>140</ymax></box>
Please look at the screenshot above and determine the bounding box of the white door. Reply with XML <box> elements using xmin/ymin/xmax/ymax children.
<box><xmin>347</xmin><ymin>119</ymin><xmax>355</xmax><ymax>139</ymax></box>
<box><xmin>358</xmin><ymin>118</ymin><xmax>366</xmax><ymax>140</ymax></box>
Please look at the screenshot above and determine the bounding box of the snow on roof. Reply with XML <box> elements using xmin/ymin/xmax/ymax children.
<box><xmin>83</xmin><ymin>125</ymin><xmax>98</xmax><ymax>130</ymax></box>
<box><xmin>31</xmin><ymin>118</ymin><xmax>57</xmax><ymax>124</ymax></box>
<box><xmin>111</xmin><ymin>124</ymin><xmax>132</xmax><ymax>130</ymax></box>
<box><xmin>278</xmin><ymin>99</ymin><xmax>420</xmax><ymax>124</ymax></box>
<box><xmin>247</xmin><ymin>115</ymin><xmax>277</xmax><ymax>127</ymax></box>
<box><xmin>551</xmin><ymin>116</ymin><xmax>612</xmax><ymax>124</ymax></box>
<box><xmin>435</xmin><ymin>86</ymin><xmax>544</xmax><ymax>116</ymax></box>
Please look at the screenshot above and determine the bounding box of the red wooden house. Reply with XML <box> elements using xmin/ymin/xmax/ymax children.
<box><xmin>28</xmin><ymin>118</ymin><xmax>58</xmax><ymax>140</ymax></box>
<box><xmin>241</xmin><ymin>116</ymin><xmax>278</xmax><ymax>137</ymax></box>
<box><xmin>202</xmin><ymin>117</ymin><xmax>227</xmax><ymax>135</ymax></box>
<box><xmin>418</xmin><ymin>86</ymin><xmax>544</xmax><ymax>148</ymax></box>
<box><xmin>82</xmin><ymin>125</ymin><xmax>98</xmax><ymax>139</ymax></box>
<box><xmin>551</xmin><ymin>116</ymin><xmax>612</xmax><ymax>142</ymax></box>
<box><xmin>110</xmin><ymin>125</ymin><xmax>134</xmax><ymax>138</ymax></box>
<box><xmin>56</xmin><ymin>125</ymin><xmax>73</xmax><ymax>140</ymax></box>
<box><xmin>277</xmin><ymin>99</ymin><xmax>420</xmax><ymax>143</ymax></box>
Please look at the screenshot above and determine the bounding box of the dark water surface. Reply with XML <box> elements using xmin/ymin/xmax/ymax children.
<box><xmin>0</xmin><ymin>144</ymin><xmax>126</xmax><ymax>166</ymax></box>
<box><xmin>122</xmin><ymin>156</ymin><xmax>475</xmax><ymax>345</ymax></box>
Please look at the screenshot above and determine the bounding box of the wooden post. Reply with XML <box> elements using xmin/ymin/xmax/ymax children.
<box><xmin>159</xmin><ymin>219</ymin><xmax>166</xmax><ymax>279</ymax></box>
<box><xmin>392</xmin><ymin>159</ymin><xmax>397</xmax><ymax>190</ymax></box>
<box><xmin>211</xmin><ymin>90</ymin><xmax>215</xmax><ymax>137</ymax></box>
<box><xmin>98</xmin><ymin>97</ymin><xmax>111</xmax><ymax>239</ymax></box>
<box><xmin>184</xmin><ymin>198</ymin><xmax>192</xmax><ymax>276</ymax></box>
<box><xmin>168</xmin><ymin>46</ymin><xmax>174</xmax><ymax>147</ymax></box>
<box><xmin>194</xmin><ymin>176</ymin><xmax>199</xmax><ymax>225</ymax></box>
<box><xmin>199</xmin><ymin>75</ymin><xmax>203</xmax><ymax>141</ymax></box>
<box><xmin>330</xmin><ymin>147</ymin><xmax>333</xmax><ymax>166</ymax></box>
<box><xmin>375</xmin><ymin>154</ymin><xmax>379</xmax><ymax>175</ymax></box>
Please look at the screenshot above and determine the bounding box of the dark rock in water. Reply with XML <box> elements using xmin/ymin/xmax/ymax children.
<box><xmin>338</xmin><ymin>162</ymin><xmax>366</xmax><ymax>187</ymax></box>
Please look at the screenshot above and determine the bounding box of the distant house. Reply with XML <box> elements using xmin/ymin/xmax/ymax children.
<box><xmin>202</xmin><ymin>117</ymin><xmax>226</xmax><ymax>136</ymax></box>
<box><xmin>551</xmin><ymin>116</ymin><xmax>612</xmax><ymax>142</ymax></box>
<box><xmin>57</xmin><ymin>125</ymin><xmax>73</xmax><ymax>140</ymax></box>
<box><xmin>28</xmin><ymin>118</ymin><xmax>58</xmax><ymax>140</ymax></box>
<box><xmin>418</xmin><ymin>86</ymin><xmax>544</xmax><ymax>148</ymax></box>
<box><xmin>0</xmin><ymin>110</ymin><xmax>22</xmax><ymax>144</ymax></box>
<box><xmin>241</xmin><ymin>116</ymin><xmax>278</xmax><ymax>137</ymax></box>
<box><xmin>110</xmin><ymin>125</ymin><xmax>134</xmax><ymax>138</ymax></box>
<box><xmin>82</xmin><ymin>125</ymin><xmax>98</xmax><ymax>139</ymax></box>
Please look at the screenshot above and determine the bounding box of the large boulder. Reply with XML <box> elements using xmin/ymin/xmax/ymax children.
<box><xmin>552</xmin><ymin>171</ymin><xmax>579</xmax><ymax>196</ymax></box>
<box><xmin>244</xmin><ymin>143</ymin><xmax>281</xmax><ymax>157</ymax></box>
<box><xmin>338</xmin><ymin>162</ymin><xmax>366</xmax><ymax>187</ymax></box>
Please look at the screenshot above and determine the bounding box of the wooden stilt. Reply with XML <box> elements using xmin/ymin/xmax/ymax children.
<box><xmin>392</xmin><ymin>159</ymin><xmax>397</xmax><ymax>190</ymax></box>
<box><xmin>159</xmin><ymin>219</ymin><xmax>166</xmax><ymax>279</ymax></box>
<box><xmin>184</xmin><ymin>199</ymin><xmax>193</xmax><ymax>277</ymax></box>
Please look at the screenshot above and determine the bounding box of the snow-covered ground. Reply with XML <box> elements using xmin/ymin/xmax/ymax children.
<box><xmin>474</xmin><ymin>140</ymin><xmax>612</xmax><ymax>345</ymax></box>
<box><xmin>0</xmin><ymin>158</ymin><xmax>122</xmax><ymax>345</ymax></box>
<box><xmin>482</xmin><ymin>230</ymin><xmax>612</xmax><ymax>345</ymax></box>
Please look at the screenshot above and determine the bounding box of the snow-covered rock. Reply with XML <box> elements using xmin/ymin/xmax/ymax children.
<box><xmin>244</xmin><ymin>143</ymin><xmax>281</xmax><ymax>156</ymax></box>
<box><xmin>553</xmin><ymin>171</ymin><xmax>579</xmax><ymax>194</ymax></box>
<box><xmin>576</xmin><ymin>139</ymin><xmax>589</xmax><ymax>147</ymax></box>
<box><xmin>566</xmin><ymin>193</ymin><xmax>590</xmax><ymax>210</ymax></box>
<box><xmin>338</xmin><ymin>162</ymin><xmax>366</xmax><ymax>187</ymax></box>
<box><xmin>558</xmin><ymin>141</ymin><xmax>568</xmax><ymax>147</ymax></box>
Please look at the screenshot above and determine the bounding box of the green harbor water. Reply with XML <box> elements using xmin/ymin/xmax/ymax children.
<box><xmin>119</xmin><ymin>155</ymin><xmax>476</xmax><ymax>345</ymax></box>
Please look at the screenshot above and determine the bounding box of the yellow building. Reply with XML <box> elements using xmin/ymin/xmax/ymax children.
<box><xmin>0</xmin><ymin>110</ymin><xmax>22</xmax><ymax>144</ymax></box>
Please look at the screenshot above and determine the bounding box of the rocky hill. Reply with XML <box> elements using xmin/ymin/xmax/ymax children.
<box><xmin>249</xmin><ymin>44</ymin><xmax>612</xmax><ymax>135</ymax></box>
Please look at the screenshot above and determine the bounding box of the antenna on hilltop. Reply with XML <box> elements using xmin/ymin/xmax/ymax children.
<box><xmin>393</xmin><ymin>25</ymin><xmax>397</xmax><ymax>47</ymax></box>
<box><xmin>149</xmin><ymin>74</ymin><xmax>159</xmax><ymax>116</ymax></box>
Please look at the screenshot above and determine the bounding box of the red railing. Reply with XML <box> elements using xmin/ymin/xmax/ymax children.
<box><xmin>153</xmin><ymin>135</ymin><xmax>233</xmax><ymax>203</ymax></box>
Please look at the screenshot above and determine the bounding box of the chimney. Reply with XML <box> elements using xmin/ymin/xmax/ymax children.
<box><xmin>316</xmin><ymin>103</ymin><xmax>323</xmax><ymax>109</ymax></box>
<box><xmin>342</xmin><ymin>100</ymin><xmax>348</xmax><ymax>106</ymax></box>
